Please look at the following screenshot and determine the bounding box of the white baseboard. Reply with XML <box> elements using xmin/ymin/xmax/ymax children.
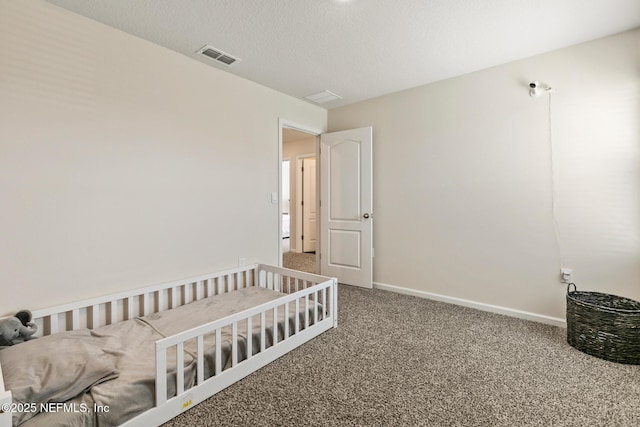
<box><xmin>372</xmin><ymin>282</ymin><xmax>566</xmax><ymax>328</ymax></box>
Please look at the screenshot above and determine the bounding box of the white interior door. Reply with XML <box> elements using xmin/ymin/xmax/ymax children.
<box><xmin>320</xmin><ymin>127</ymin><xmax>372</xmax><ymax>288</ymax></box>
<box><xmin>302</xmin><ymin>157</ymin><xmax>317</xmax><ymax>252</ymax></box>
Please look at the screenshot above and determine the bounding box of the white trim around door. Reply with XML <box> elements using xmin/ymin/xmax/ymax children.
<box><xmin>278</xmin><ymin>119</ymin><xmax>322</xmax><ymax>267</ymax></box>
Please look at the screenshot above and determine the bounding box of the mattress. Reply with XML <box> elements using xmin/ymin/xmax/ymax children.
<box><xmin>7</xmin><ymin>286</ymin><xmax>322</xmax><ymax>427</ymax></box>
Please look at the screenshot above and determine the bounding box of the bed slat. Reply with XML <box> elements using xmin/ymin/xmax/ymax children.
<box><xmin>156</xmin><ymin>348</ymin><xmax>167</xmax><ymax>406</ymax></box>
<box><xmin>215</xmin><ymin>277</ymin><xmax>221</xmax><ymax>295</ymax></box>
<box><xmin>215</xmin><ymin>329</ymin><xmax>222</xmax><ymax>376</ymax></box>
<box><xmin>284</xmin><ymin>303</ymin><xmax>289</xmax><ymax>339</ymax></box>
<box><xmin>72</xmin><ymin>309</ymin><xmax>80</xmax><ymax>330</ymax></box>
<box><xmin>232</xmin><ymin>322</ymin><xmax>238</xmax><ymax>367</ymax></box>
<box><xmin>110</xmin><ymin>302</ymin><xmax>117</xmax><ymax>325</ymax></box>
<box><xmin>124</xmin><ymin>296</ymin><xmax>131</xmax><ymax>320</ymax></box>
<box><xmin>260</xmin><ymin>312</ymin><xmax>266</xmax><ymax>352</ymax></box>
<box><xmin>185</xmin><ymin>284</ymin><xmax>191</xmax><ymax>305</ymax></box>
<box><xmin>171</xmin><ymin>287</ymin><xmax>177</xmax><ymax>309</ymax></box>
<box><xmin>246</xmin><ymin>317</ymin><xmax>252</xmax><ymax>359</ymax></box>
<box><xmin>143</xmin><ymin>293</ymin><xmax>150</xmax><ymax>316</ymax></box>
<box><xmin>273</xmin><ymin>306</ymin><xmax>278</xmax><ymax>345</ymax></box>
<box><xmin>322</xmin><ymin>288</ymin><xmax>327</xmax><ymax>321</ymax></box>
<box><xmin>295</xmin><ymin>298</ymin><xmax>300</xmax><ymax>334</ymax></box>
<box><xmin>196</xmin><ymin>336</ymin><xmax>204</xmax><ymax>385</ymax></box>
<box><xmin>305</xmin><ymin>294</ymin><xmax>310</xmax><ymax>329</ymax></box>
<box><xmin>332</xmin><ymin>283</ymin><xmax>338</xmax><ymax>328</ymax></box>
<box><xmin>158</xmin><ymin>291</ymin><xmax>165</xmax><ymax>313</ymax></box>
<box><xmin>92</xmin><ymin>305</ymin><xmax>99</xmax><ymax>329</ymax></box>
<box><xmin>176</xmin><ymin>343</ymin><xmax>184</xmax><ymax>395</ymax></box>
<box><xmin>50</xmin><ymin>314</ymin><xmax>58</xmax><ymax>334</ymax></box>
<box><xmin>206</xmin><ymin>278</ymin><xmax>213</xmax><ymax>297</ymax></box>
<box><xmin>314</xmin><ymin>290</ymin><xmax>319</xmax><ymax>324</ymax></box>
<box><xmin>196</xmin><ymin>281</ymin><xmax>203</xmax><ymax>301</ymax></box>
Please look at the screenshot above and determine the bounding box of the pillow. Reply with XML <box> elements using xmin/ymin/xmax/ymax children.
<box><xmin>0</xmin><ymin>329</ymin><xmax>119</xmax><ymax>425</ymax></box>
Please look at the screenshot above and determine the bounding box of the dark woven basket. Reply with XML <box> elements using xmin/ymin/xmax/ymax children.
<box><xmin>566</xmin><ymin>283</ymin><xmax>640</xmax><ymax>365</ymax></box>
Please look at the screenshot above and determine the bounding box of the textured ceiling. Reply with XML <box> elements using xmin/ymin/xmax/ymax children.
<box><xmin>47</xmin><ymin>0</ymin><xmax>640</xmax><ymax>109</ymax></box>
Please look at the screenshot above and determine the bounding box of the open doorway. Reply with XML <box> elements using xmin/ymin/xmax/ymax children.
<box><xmin>280</xmin><ymin>122</ymin><xmax>320</xmax><ymax>274</ymax></box>
<box><xmin>279</xmin><ymin>121</ymin><xmax>374</xmax><ymax>287</ymax></box>
<box><xmin>280</xmin><ymin>122</ymin><xmax>374</xmax><ymax>287</ymax></box>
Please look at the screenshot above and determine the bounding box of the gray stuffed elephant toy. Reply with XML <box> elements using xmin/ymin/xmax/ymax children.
<box><xmin>0</xmin><ymin>310</ymin><xmax>37</xmax><ymax>347</ymax></box>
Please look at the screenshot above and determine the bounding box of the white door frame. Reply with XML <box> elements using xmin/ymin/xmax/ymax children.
<box><xmin>278</xmin><ymin>119</ymin><xmax>322</xmax><ymax>267</ymax></box>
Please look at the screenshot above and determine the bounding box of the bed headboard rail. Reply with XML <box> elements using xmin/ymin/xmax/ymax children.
<box><xmin>255</xmin><ymin>264</ymin><xmax>338</xmax><ymax>327</ymax></box>
<box><xmin>29</xmin><ymin>264</ymin><xmax>260</xmax><ymax>336</ymax></box>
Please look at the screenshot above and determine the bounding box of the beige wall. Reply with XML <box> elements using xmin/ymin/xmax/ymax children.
<box><xmin>0</xmin><ymin>0</ymin><xmax>327</xmax><ymax>314</ymax></box>
<box><xmin>2</xmin><ymin>1</ymin><xmax>637</xmax><ymax>323</ymax></box>
<box><xmin>283</xmin><ymin>136</ymin><xmax>316</xmax><ymax>251</ymax></box>
<box><xmin>329</xmin><ymin>29</ymin><xmax>640</xmax><ymax>321</ymax></box>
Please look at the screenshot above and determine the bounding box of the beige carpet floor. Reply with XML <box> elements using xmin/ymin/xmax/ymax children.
<box><xmin>163</xmin><ymin>285</ymin><xmax>640</xmax><ymax>426</ymax></box>
<box><xmin>282</xmin><ymin>251</ymin><xmax>316</xmax><ymax>274</ymax></box>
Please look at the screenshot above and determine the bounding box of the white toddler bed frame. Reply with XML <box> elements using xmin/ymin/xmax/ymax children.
<box><xmin>0</xmin><ymin>264</ymin><xmax>338</xmax><ymax>426</ymax></box>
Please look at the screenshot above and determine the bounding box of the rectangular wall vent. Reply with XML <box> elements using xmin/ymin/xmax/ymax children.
<box><xmin>196</xmin><ymin>45</ymin><xmax>241</xmax><ymax>66</ymax></box>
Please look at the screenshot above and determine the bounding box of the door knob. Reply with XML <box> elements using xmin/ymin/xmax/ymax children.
<box><xmin>363</xmin><ymin>213</ymin><xmax>370</xmax><ymax>219</ymax></box>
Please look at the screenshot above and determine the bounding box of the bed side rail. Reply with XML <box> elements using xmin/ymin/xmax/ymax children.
<box><xmin>154</xmin><ymin>275</ymin><xmax>337</xmax><ymax>409</ymax></box>
<box><xmin>0</xmin><ymin>364</ymin><xmax>12</xmax><ymax>427</ymax></box>
<box><xmin>27</xmin><ymin>264</ymin><xmax>260</xmax><ymax>336</ymax></box>
<box><xmin>255</xmin><ymin>264</ymin><xmax>338</xmax><ymax>327</ymax></box>
<box><xmin>255</xmin><ymin>264</ymin><xmax>331</xmax><ymax>291</ymax></box>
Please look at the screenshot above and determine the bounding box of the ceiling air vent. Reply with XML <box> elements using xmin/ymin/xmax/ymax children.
<box><xmin>304</xmin><ymin>90</ymin><xmax>343</xmax><ymax>104</ymax></box>
<box><xmin>196</xmin><ymin>45</ymin><xmax>241</xmax><ymax>66</ymax></box>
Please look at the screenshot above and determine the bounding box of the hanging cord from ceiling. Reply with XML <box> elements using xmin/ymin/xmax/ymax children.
<box><xmin>531</xmin><ymin>81</ymin><xmax>564</xmax><ymax>272</ymax></box>
<box><xmin>547</xmin><ymin>90</ymin><xmax>565</xmax><ymax>269</ymax></box>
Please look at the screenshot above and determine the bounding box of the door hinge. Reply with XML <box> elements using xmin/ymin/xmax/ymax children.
<box><xmin>301</xmin><ymin>200</ymin><xmax>304</xmax><ymax>206</ymax></box>
<box><xmin>301</xmin><ymin>235</ymin><xmax>304</xmax><ymax>240</ymax></box>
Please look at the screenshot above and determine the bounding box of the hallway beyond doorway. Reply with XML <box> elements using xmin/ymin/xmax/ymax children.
<box><xmin>282</xmin><ymin>251</ymin><xmax>316</xmax><ymax>274</ymax></box>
